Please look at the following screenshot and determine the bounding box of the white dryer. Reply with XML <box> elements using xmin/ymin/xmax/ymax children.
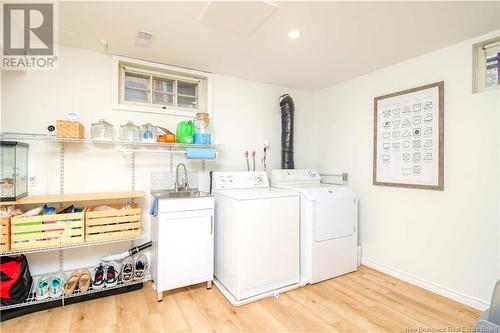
<box><xmin>212</xmin><ymin>171</ymin><xmax>300</xmax><ymax>305</ymax></box>
<box><xmin>271</xmin><ymin>169</ymin><xmax>358</xmax><ymax>284</ymax></box>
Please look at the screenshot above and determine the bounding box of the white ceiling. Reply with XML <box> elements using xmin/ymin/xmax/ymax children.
<box><xmin>59</xmin><ymin>1</ymin><xmax>500</xmax><ymax>91</ymax></box>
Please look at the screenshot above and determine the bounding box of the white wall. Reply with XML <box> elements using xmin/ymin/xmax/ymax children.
<box><xmin>2</xmin><ymin>34</ymin><xmax>498</xmax><ymax>310</ymax></box>
<box><xmin>1</xmin><ymin>47</ymin><xmax>311</xmax><ymax>179</ymax></box>
<box><xmin>1</xmin><ymin>46</ymin><xmax>311</xmax><ymax>274</ymax></box>
<box><xmin>300</xmin><ymin>30</ymin><xmax>500</xmax><ymax>308</ymax></box>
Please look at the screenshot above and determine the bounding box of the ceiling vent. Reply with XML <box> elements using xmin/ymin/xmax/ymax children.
<box><xmin>199</xmin><ymin>1</ymin><xmax>277</xmax><ymax>35</ymax></box>
<box><xmin>136</xmin><ymin>31</ymin><xmax>153</xmax><ymax>47</ymax></box>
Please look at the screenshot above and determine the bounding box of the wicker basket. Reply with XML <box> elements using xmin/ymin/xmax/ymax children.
<box><xmin>10</xmin><ymin>212</ymin><xmax>85</xmax><ymax>250</ymax></box>
<box><xmin>85</xmin><ymin>204</ymin><xmax>141</xmax><ymax>242</ymax></box>
<box><xmin>56</xmin><ymin>120</ymin><xmax>84</xmax><ymax>139</ymax></box>
<box><xmin>0</xmin><ymin>217</ymin><xmax>10</xmax><ymax>252</ymax></box>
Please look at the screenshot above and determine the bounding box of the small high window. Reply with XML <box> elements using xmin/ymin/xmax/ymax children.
<box><xmin>473</xmin><ymin>37</ymin><xmax>500</xmax><ymax>93</ymax></box>
<box><xmin>112</xmin><ymin>56</ymin><xmax>211</xmax><ymax>116</ymax></box>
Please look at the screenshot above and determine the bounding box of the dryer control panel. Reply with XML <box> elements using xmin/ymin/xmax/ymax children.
<box><xmin>213</xmin><ymin>171</ymin><xmax>269</xmax><ymax>190</ymax></box>
<box><xmin>271</xmin><ymin>169</ymin><xmax>321</xmax><ymax>186</ymax></box>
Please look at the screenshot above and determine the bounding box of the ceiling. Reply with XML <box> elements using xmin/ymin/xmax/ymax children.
<box><xmin>59</xmin><ymin>1</ymin><xmax>500</xmax><ymax>91</ymax></box>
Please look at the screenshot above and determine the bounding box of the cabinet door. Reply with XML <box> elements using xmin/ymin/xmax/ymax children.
<box><xmin>158</xmin><ymin>215</ymin><xmax>213</xmax><ymax>290</ymax></box>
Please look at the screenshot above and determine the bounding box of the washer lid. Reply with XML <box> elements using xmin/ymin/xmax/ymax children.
<box><xmin>214</xmin><ymin>187</ymin><xmax>298</xmax><ymax>200</ymax></box>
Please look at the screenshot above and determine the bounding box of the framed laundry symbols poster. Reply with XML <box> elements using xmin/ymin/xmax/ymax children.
<box><xmin>373</xmin><ymin>81</ymin><xmax>444</xmax><ymax>190</ymax></box>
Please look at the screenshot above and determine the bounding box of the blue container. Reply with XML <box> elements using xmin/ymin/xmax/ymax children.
<box><xmin>194</xmin><ymin>133</ymin><xmax>211</xmax><ymax>145</ymax></box>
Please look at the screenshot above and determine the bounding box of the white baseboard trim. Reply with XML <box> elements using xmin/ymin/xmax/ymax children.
<box><xmin>361</xmin><ymin>257</ymin><xmax>490</xmax><ymax>311</ymax></box>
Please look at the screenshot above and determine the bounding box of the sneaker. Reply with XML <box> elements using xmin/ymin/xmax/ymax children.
<box><xmin>49</xmin><ymin>275</ymin><xmax>64</xmax><ymax>298</ymax></box>
<box><xmin>92</xmin><ymin>264</ymin><xmax>105</xmax><ymax>290</ymax></box>
<box><xmin>120</xmin><ymin>257</ymin><xmax>134</xmax><ymax>283</ymax></box>
<box><xmin>35</xmin><ymin>276</ymin><xmax>50</xmax><ymax>300</ymax></box>
<box><xmin>134</xmin><ymin>255</ymin><xmax>148</xmax><ymax>280</ymax></box>
<box><xmin>105</xmin><ymin>264</ymin><xmax>119</xmax><ymax>287</ymax></box>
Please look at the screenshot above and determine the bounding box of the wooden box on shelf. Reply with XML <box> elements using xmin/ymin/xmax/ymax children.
<box><xmin>0</xmin><ymin>217</ymin><xmax>10</xmax><ymax>252</ymax></box>
<box><xmin>56</xmin><ymin>120</ymin><xmax>84</xmax><ymax>139</ymax></box>
<box><xmin>10</xmin><ymin>212</ymin><xmax>85</xmax><ymax>250</ymax></box>
<box><xmin>85</xmin><ymin>203</ymin><xmax>141</xmax><ymax>242</ymax></box>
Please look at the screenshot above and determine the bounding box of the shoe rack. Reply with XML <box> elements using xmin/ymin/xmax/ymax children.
<box><xmin>0</xmin><ymin>139</ymin><xmax>150</xmax><ymax>318</ymax></box>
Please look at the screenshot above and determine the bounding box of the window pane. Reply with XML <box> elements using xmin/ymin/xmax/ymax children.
<box><xmin>178</xmin><ymin>82</ymin><xmax>197</xmax><ymax>96</ymax></box>
<box><xmin>178</xmin><ymin>96</ymin><xmax>197</xmax><ymax>108</ymax></box>
<box><xmin>486</xmin><ymin>52</ymin><xmax>499</xmax><ymax>88</ymax></box>
<box><xmin>153</xmin><ymin>93</ymin><xmax>174</xmax><ymax>105</ymax></box>
<box><xmin>154</xmin><ymin>78</ymin><xmax>174</xmax><ymax>93</ymax></box>
<box><xmin>125</xmin><ymin>88</ymin><xmax>149</xmax><ymax>103</ymax></box>
<box><xmin>125</xmin><ymin>72</ymin><xmax>149</xmax><ymax>90</ymax></box>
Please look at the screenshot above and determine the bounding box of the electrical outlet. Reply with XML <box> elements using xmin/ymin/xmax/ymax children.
<box><xmin>263</xmin><ymin>140</ymin><xmax>270</xmax><ymax>149</ymax></box>
<box><xmin>29</xmin><ymin>176</ymin><xmax>37</xmax><ymax>187</ymax></box>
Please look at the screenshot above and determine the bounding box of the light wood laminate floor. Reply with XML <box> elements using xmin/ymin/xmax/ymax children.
<box><xmin>1</xmin><ymin>266</ymin><xmax>480</xmax><ymax>333</ymax></box>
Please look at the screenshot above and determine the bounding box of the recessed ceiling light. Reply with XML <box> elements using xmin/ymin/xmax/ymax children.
<box><xmin>288</xmin><ymin>30</ymin><xmax>300</xmax><ymax>40</ymax></box>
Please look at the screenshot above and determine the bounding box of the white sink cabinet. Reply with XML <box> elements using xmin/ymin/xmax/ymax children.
<box><xmin>151</xmin><ymin>194</ymin><xmax>214</xmax><ymax>301</ymax></box>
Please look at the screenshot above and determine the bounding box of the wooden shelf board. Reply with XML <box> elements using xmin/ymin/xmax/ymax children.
<box><xmin>0</xmin><ymin>191</ymin><xmax>147</xmax><ymax>206</ymax></box>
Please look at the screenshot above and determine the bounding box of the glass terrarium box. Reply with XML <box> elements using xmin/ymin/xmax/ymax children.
<box><xmin>0</xmin><ymin>142</ymin><xmax>29</xmax><ymax>201</ymax></box>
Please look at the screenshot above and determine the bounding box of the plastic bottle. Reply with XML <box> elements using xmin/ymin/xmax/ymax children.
<box><xmin>193</xmin><ymin>113</ymin><xmax>211</xmax><ymax>145</ymax></box>
<box><xmin>176</xmin><ymin>121</ymin><xmax>195</xmax><ymax>144</ymax></box>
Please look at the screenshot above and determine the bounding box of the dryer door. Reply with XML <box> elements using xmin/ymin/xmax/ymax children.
<box><xmin>315</xmin><ymin>193</ymin><xmax>356</xmax><ymax>242</ymax></box>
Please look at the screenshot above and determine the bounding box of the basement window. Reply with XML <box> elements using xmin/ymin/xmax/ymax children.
<box><xmin>112</xmin><ymin>56</ymin><xmax>212</xmax><ymax>116</ymax></box>
<box><xmin>473</xmin><ymin>37</ymin><xmax>500</xmax><ymax>93</ymax></box>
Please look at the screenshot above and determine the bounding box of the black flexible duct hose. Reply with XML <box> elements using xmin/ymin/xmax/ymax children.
<box><xmin>279</xmin><ymin>94</ymin><xmax>295</xmax><ymax>169</ymax></box>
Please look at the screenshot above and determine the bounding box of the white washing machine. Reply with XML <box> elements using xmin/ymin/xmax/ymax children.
<box><xmin>271</xmin><ymin>169</ymin><xmax>358</xmax><ymax>284</ymax></box>
<box><xmin>211</xmin><ymin>171</ymin><xmax>300</xmax><ymax>305</ymax></box>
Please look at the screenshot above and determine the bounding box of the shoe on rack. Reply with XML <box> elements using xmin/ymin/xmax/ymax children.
<box><xmin>120</xmin><ymin>257</ymin><xmax>134</xmax><ymax>283</ymax></box>
<box><xmin>134</xmin><ymin>255</ymin><xmax>148</xmax><ymax>280</ymax></box>
<box><xmin>49</xmin><ymin>274</ymin><xmax>64</xmax><ymax>298</ymax></box>
<box><xmin>35</xmin><ymin>276</ymin><xmax>50</xmax><ymax>301</ymax></box>
<box><xmin>92</xmin><ymin>264</ymin><xmax>105</xmax><ymax>290</ymax></box>
<box><xmin>63</xmin><ymin>271</ymin><xmax>80</xmax><ymax>296</ymax></box>
<box><xmin>105</xmin><ymin>264</ymin><xmax>119</xmax><ymax>288</ymax></box>
<box><xmin>79</xmin><ymin>269</ymin><xmax>91</xmax><ymax>293</ymax></box>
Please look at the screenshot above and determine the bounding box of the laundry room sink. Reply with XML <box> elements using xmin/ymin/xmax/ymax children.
<box><xmin>151</xmin><ymin>189</ymin><xmax>213</xmax><ymax>213</ymax></box>
<box><xmin>151</xmin><ymin>189</ymin><xmax>211</xmax><ymax>199</ymax></box>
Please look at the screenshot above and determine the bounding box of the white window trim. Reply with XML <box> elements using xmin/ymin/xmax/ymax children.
<box><xmin>472</xmin><ymin>36</ymin><xmax>500</xmax><ymax>94</ymax></box>
<box><xmin>111</xmin><ymin>55</ymin><xmax>213</xmax><ymax>117</ymax></box>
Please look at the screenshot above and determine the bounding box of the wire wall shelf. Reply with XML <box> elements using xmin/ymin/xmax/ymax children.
<box><xmin>0</xmin><ymin>132</ymin><xmax>215</xmax><ymax>150</ymax></box>
<box><xmin>0</xmin><ymin>270</ymin><xmax>151</xmax><ymax>311</ymax></box>
<box><xmin>0</xmin><ymin>234</ymin><xmax>146</xmax><ymax>257</ymax></box>
<box><xmin>0</xmin><ymin>131</ymin><xmax>155</xmax><ymax>317</ymax></box>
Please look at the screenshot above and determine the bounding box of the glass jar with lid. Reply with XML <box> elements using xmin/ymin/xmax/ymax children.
<box><xmin>91</xmin><ymin>119</ymin><xmax>115</xmax><ymax>141</ymax></box>
<box><xmin>140</xmin><ymin>123</ymin><xmax>158</xmax><ymax>143</ymax></box>
<box><xmin>119</xmin><ymin>121</ymin><xmax>141</xmax><ymax>142</ymax></box>
<box><xmin>193</xmin><ymin>113</ymin><xmax>212</xmax><ymax>145</ymax></box>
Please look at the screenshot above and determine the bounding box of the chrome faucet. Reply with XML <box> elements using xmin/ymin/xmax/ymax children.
<box><xmin>175</xmin><ymin>163</ymin><xmax>190</xmax><ymax>192</ymax></box>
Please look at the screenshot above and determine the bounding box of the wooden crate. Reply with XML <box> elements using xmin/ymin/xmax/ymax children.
<box><xmin>56</xmin><ymin>120</ymin><xmax>84</xmax><ymax>139</ymax></box>
<box><xmin>10</xmin><ymin>212</ymin><xmax>85</xmax><ymax>250</ymax></box>
<box><xmin>0</xmin><ymin>217</ymin><xmax>10</xmax><ymax>252</ymax></box>
<box><xmin>85</xmin><ymin>204</ymin><xmax>141</xmax><ymax>242</ymax></box>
